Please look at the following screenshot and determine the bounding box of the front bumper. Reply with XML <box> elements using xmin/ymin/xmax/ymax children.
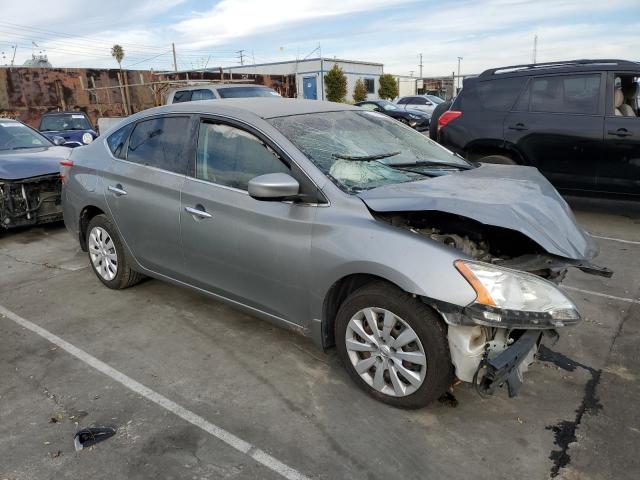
<box><xmin>475</xmin><ymin>330</ymin><xmax>543</xmax><ymax>397</ymax></box>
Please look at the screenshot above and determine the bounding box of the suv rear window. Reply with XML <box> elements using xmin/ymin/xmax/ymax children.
<box><xmin>457</xmin><ymin>77</ymin><xmax>526</xmax><ymax>111</ymax></box>
<box><xmin>172</xmin><ymin>90</ymin><xmax>192</xmax><ymax>103</ymax></box>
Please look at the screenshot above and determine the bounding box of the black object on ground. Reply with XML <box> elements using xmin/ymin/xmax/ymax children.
<box><xmin>73</xmin><ymin>426</ymin><xmax>116</xmax><ymax>451</ymax></box>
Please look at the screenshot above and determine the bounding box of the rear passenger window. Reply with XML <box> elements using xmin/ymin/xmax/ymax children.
<box><xmin>527</xmin><ymin>74</ymin><xmax>600</xmax><ymax>114</ymax></box>
<box><xmin>195</xmin><ymin>122</ymin><xmax>290</xmax><ymax>191</ymax></box>
<box><xmin>127</xmin><ymin>117</ymin><xmax>191</xmax><ymax>174</ymax></box>
<box><xmin>397</xmin><ymin>98</ymin><xmax>410</xmax><ymax>105</ymax></box>
<box><xmin>106</xmin><ymin>123</ymin><xmax>134</xmax><ymax>159</ymax></box>
<box><xmin>409</xmin><ymin>97</ymin><xmax>427</xmax><ymax>105</ymax></box>
<box><xmin>172</xmin><ymin>90</ymin><xmax>192</xmax><ymax>103</ymax></box>
<box><xmin>191</xmin><ymin>89</ymin><xmax>215</xmax><ymax>101</ymax></box>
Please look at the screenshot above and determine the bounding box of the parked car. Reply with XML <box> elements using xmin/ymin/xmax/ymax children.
<box><xmin>437</xmin><ymin>59</ymin><xmax>640</xmax><ymax>196</ymax></box>
<box><xmin>355</xmin><ymin>100</ymin><xmax>430</xmax><ymax>131</ymax></box>
<box><xmin>39</xmin><ymin>111</ymin><xmax>98</xmax><ymax>148</ymax></box>
<box><xmin>1</xmin><ymin>119</ymin><xmax>70</xmax><ymax>229</ymax></box>
<box><xmin>166</xmin><ymin>84</ymin><xmax>281</xmax><ymax>104</ymax></box>
<box><xmin>395</xmin><ymin>95</ymin><xmax>445</xmax><ymax>115</ymax></box>
<box><xmin>62</xmin><ymin>98</ymin><xmax>609</xmax><ymax>408</ymax></box>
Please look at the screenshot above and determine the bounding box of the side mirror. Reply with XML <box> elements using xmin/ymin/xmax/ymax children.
<box><xmin>52</xmin><ymin>136</ymin><xmax>66</xmax><ymax>146</ymax></box>
<box><xmin>373</xmin><ymin>107</ymin><xmax>383</xmax><ymax>112</ymax></box>
<box><xmin>248</xmin><ymin>173</ymin><xmax>300</xmax><ymax>200</ymax></box>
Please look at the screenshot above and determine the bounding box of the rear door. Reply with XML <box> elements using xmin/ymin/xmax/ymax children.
<box><xmin>180</xmin><ymin>117</ymin><xmax>319</xmax><ymax>323</ymax></box>
<box><xmin>504</xmin><ymin>73</ymin><xmax>605</xmax><ymax>191</ymax></box>
<box><xmin>103</xmin><ymin>115</ymin><xmax>194</xmax><ymax>277</ymax></box>
<box><xmin>600</xmin><ymin>72</ymin><xmax>640</xmax><ymax>194</ymax></box>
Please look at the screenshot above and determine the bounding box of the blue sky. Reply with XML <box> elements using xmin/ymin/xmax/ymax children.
<box><xmin>2</xmin><ymin>0</ymin><xmax>639</xmax><ymax>76</ymax></box>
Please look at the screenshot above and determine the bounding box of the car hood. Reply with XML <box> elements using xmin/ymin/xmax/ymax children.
<box><xmin>0</xmin><ymin>146</ymin><xmax>70</xmax><ymax>180</ymax></box>
<box><xmin>42</xmin><ymin>129</ymin><xmax>96</xmax><ymax>141</ymax></box>
<box><xmin>357</xmin><ymin>164</ymin><xmax>597</xmax><ymax>260</ymax></box>
<box><xmin>403</xmin><ymin>108</ymin><xmax>430</xmax><ymax>117</ymax></box>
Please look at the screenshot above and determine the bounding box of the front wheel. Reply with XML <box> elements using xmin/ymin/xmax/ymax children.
<box><xmin>335</xmin><ymin>282</ymin><xmax>453</xmax><ymax>409</ymax></box>
<box><xmin>86</xmin><ymin>214</ymin><xmax>144</xmax><ymax>289</ymax></box>
<box><xmin>478</xmin><ymin>154</ymin><xmax>516</xmax><ymax>165</ymax></box>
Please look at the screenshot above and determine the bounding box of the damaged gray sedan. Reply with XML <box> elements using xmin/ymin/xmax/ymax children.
<box><xmin>62</xmin><ymin>98</ymin><xmax>609</xmax><ymax>408</ymax></box>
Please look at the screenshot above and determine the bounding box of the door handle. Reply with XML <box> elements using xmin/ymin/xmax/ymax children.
<box><xmin>108</xmin><ymin>184</ymin><xmax>127</xmax><ymax>196</ymax></box>
<box><xmin>185</xmin><ymin>206</ymin><xmax>212</xmax><ymax>219</ymax></box>
<box><xmin>508</xmin><ymin>123</ymin><xmax>528</xmax><ymax>131</ymax></box>
<box><xmin>607</xmin><ymin>128</ymin><xmax>633</xmax><ymax>137</ymax></box>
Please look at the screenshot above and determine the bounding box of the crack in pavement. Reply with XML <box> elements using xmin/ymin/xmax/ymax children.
<box><xmin>537</xmin><ymin>346</ymin><xmax>603</xmax><ymax>478</ymax></box>
<box><xmin>0</xmin><ymin>251</ymin><xmax>81</xmax><ymax>271</ymax></box>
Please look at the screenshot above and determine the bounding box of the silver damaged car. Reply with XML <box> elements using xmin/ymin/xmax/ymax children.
<box><xmin>62</xmin><ymin>98</ymin><xmax>610</xmax><ymax>408</ymax></box>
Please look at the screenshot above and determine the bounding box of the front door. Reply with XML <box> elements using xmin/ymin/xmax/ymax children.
<box><xmin>103</xmin><ymin>115</ymin><xmax>193</xmax><ymax>277</ymax></box>
<box><xmin>180</xmin><ymin>119</ymin><xmax>316</xmax><ymax>324</ymax></box>
<box><xmin>303</xmin><ymin>76</ymin><xmax>317</xmax><ymax>100</ymax></box>
<box><xmin>503</xmin><ymin>73</ymin><xmax>604</xmax><ymax>192</ymax></box>
<box><xmin>599</xmin><ymin>72</ymin><xmax>640</xmax><ymax>194</ymax></box>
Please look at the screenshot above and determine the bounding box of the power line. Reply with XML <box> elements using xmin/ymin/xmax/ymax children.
<box><xmin>236</xmin><ymin>49</ymin><xmax>245</xmax><ymax>65</ymax></box>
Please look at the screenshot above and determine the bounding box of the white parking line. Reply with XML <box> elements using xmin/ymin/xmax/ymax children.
<box><xmin>562</xmin><ymin>286</ymin><xmax>640</xmax><ymax>305</ymax></box>
<box><xmin>0</xmin><ymin>304</ymin><xmax>310</xmax><ymax>480</ymax></box>
<box><xmin>591</xmin><ymin>234</ymin><xmax>640</xmax><ymax>246</ymax></box>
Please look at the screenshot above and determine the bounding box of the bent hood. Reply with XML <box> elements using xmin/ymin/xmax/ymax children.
<box><xmin>357</xmin><ymin>164</ymin><xmax>597</xmax><ymax>260</ymax></box>
<box><xmin>0</xmin><ymin>146</ymin><xmax>70</xmax><ymax>180</ymax></box>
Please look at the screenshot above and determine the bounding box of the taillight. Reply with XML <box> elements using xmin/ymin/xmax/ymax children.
<box><xmin>60</xmin><ymin>160</ymin><xmax>73</xmax><ymax>184</ymax></box>
<box><xmin>438</xmin><ymin>110</ymin><xmax>462</xmax><ymax>131</ymax></box>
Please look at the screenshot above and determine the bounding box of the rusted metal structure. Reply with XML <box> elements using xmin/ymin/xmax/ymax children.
<box><xmin>0</xmin><ymin>67</ymin><xmax>296</xmax><ymax>129</ymax></box>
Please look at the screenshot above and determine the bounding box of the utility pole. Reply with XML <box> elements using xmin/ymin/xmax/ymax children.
<box><xmin>172</xmin><ymin>43</ymin><xmax>178</xmax><ymax>72</ymax></box>
<box><xmin>532</xmin><ymin>35</ymin><xmax>538</xmax><ymax>64</ymax></box>
<box><xmin>418</xmin><ymin>53</ymin><xmax>423</xmax><ymax>78</ymax></box>
<box><xmin>236</xmin><ymin>49</ymin><xmax>245</xmax><ymax>65</ymax></box>
<box><xmin>10</xmin><ymin>44</ymin><xmax>17</xmax><ymax>67</ymax></box>
<box><xmin>457</xmin><ymin>56</ymin><xmax>463</xmax><ymax>90</ymax></box>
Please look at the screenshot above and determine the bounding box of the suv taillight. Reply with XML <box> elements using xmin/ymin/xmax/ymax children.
<box><xmin>438</xmin><ymin>110</ymin><xmax>462</xmax><ymax>131</ymax></box>
<box><xmin>60</xmin><ymin>160</ymin><xmax>73</xmax><ymax>184</ymax></box>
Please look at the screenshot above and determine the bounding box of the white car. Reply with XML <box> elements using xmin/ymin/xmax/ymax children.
<box><xmin>395</xmin><ymin>95</ymin><xmax>445</xmax><ymax>115</ymax></box>
<box><xmin>165</xmin><ymin>84</ymin><xmax>281</xmax><ymax>104</ymax></box>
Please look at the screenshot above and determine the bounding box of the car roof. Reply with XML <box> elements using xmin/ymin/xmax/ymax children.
<box><xmin>133</xmin><ymin>98</ymin><xmax>358</xmax><ymax>120</ymax></box>
<box><xmin>168</xmin><ymin>83</ymin><xmax>273</xmax><ymax>93</ymax></box>
<box><xmin>479</xmin><ymin>59</ymin><xmax>640</xmax><ymax>80</ymax></box>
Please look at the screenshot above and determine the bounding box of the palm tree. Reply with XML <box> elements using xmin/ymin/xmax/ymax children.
<box><xmin>111</xmin><ymin>44</ymin><xmax>124</xmax><ymax>69</ymax></box>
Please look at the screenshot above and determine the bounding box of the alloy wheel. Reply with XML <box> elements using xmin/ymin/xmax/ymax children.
<box><xmin>88</xmin><ymin>226</ymin><xmax>118</xmax><ymax>281</ymax></box>
<box><xmin>345</xmin><ymin>307</ymin><xmax>427</xmax><ymax>397</ymax></box>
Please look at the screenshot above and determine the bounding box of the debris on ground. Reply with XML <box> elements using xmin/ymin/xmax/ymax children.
<box><xmin>73</xmin><ymin>427</ymin><xmax>117</xmax><ymax>451</ymax></box>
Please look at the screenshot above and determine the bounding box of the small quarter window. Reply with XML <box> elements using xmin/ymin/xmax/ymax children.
<box><xmin>196</xmin><ymin>122</ymin><xmax>290</xmax><ymax>191</ymax></box>
<box><xmin>106</xmin><ymin>123</ymin><xmax>134</xmax><ymax>159</ymax></box>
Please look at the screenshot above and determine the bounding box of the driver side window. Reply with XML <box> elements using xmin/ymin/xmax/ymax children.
<box><xmin>195</xmin><ymin>122</ymin><xmax>290</xmax><ymax>191</ymax></box>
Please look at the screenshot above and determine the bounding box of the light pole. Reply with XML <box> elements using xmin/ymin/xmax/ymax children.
<box><xmin>457</xmin><ymin>56</ymin><xmax>463</xmax><ymax>90</ymax></box>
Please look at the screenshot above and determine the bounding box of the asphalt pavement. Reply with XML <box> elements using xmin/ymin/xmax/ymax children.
<box><xmin>0</xmin><ymin>195</ymin><xmax>638</xmax><ymax>480</ymax></box>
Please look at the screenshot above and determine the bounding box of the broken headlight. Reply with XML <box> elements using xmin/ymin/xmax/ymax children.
<box><xmin>455</xmin><ymin>260</ymin><xmax>580</xmax><ymax>328</ymax></box>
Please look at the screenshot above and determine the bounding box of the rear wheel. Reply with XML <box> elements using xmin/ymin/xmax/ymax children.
<box><xmin>478</xmin><ymin>154</ymin><xmax>516</xmax><ymax>165</ymax></box>
<box><xmin>335</xmin><ymin>282</ymin><xmax>453</xmax><ymax>409</ymax></box>
<box><xmin>86</xmin><ymin>215</ymin><xmax>144</xmax><ymax>289</ymax></box>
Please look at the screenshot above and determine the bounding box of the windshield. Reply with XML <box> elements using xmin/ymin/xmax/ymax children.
<box><xmin>379</xmin><ymin>101</ymin><xmax>398</xmax><ymax>111</ymax></box>
<box><xmin>0</xmin><ymin>121</ymin><xmax>51</xmax><ymax>150</ymax></box>
<box><xmin>426</xmin><ymin>95</ymin><xmax>445</xmax><ymax>104</ymax></box>
<box><xmin>269</xmin><ymin>110</ymin><xmax>471</xmax><ymax>192</ymax></box>
<box><xmin>40</xmin><ymin>114</ymin><xmax>91</xmax><ymax>131</ymax></box>
<box><xmin>217</xmin><ymin>87</ymin><xmax>281</xmax><ymax>99</ymax></box>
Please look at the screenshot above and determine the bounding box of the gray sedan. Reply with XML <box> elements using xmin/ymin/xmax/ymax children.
<box><xmin>62</xmin><ymin>98</ymin><xmax>606</xmax><ymax>408</ymax></box>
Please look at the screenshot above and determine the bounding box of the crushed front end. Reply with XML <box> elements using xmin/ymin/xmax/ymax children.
<box><xmin>0</xmin><ymin>174</ymin><xmax>63</xmax><ymax>229</ymax></box>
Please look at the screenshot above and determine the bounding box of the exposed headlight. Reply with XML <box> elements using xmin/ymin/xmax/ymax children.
<box><xmin>408</xmin><ymin>114</ymin><xmax>420</xmax><ymax>119</ymax></box>
<box><xmin>82</xmin><ymin>133</ymin><xmax>93</xmax><ymax>144</ymax></box>
<box><xmin>455</xmin><ymin>260</ymin><xmax>580</xmax><ymax>328</ymax></box>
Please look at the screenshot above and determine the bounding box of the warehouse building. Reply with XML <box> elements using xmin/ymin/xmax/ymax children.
<box><xmin>223</xmin><ymin>57</ymin><xmax>384</xmax><ymax>101</ymax></box>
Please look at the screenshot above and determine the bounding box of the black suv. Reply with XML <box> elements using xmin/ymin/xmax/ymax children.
<box><xmin>438</xmin><ymin>59</ymin><xmax>640</xmax><ymax>196</ymax></box>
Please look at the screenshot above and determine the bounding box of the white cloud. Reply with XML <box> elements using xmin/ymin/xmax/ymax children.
<box><xmin>172</xmin><ymin>0</ymin><xmax>415</xmax><ymax>49</ymax></box>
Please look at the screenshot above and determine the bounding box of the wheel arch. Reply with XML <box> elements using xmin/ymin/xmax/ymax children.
<box><xmin>464</xmin><ymin>139</ymin><xmax>526</xmax><ymax>165</ymax></box>
<box><xmin>78</xmin><ymin>205</ymin><xmax>106</xmax><ymax>251</ymax></box>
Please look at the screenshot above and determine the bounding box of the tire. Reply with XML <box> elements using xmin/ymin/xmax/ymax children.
<box><xmin>86</xmin><ymin>214</ymin><xmax>144</xmax><ymax>289</ymax></box>
<box><xmin>478</xmin><ymin>154</ymin><xmax>517</xmax><ymax>165</ymax></box>
<box><xmin>335</xmin><ymin>282</ymin><xmax>454</xmax><ymax>409</ymax></box>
